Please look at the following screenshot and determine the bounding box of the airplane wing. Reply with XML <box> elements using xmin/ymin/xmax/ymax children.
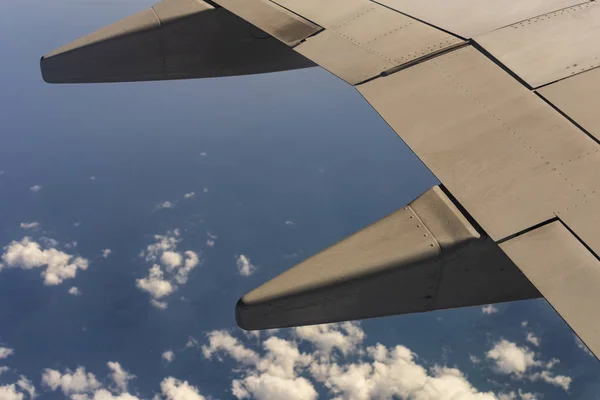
<box><xmin>41</xmin><ymin>0</ymin><xmax>600</xmax><ymax>359</ymax></box>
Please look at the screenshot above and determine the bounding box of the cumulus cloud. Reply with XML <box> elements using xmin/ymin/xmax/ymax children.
<box><xmin>201</xmin><ymin>323</ymin><xmax>503</xmax><ymax>400</ymax></box>
<box><xmin>183</xmin><ymin>193</ymin><xmax>195</xmax><ymax>199</ymax></box>
<box><xmin>0</xmin><ymin>383</ymin><xmax>26</xmax><ymax>400</ymax></box>
<box><xmin>526</xmin><ymin>333</ymin><xmax>540</xmax><ymax>347</ymax></box>
<box><xmin>68</xmin><ymin>287</ymin><xmax>81</xmax><ymax>296</ymax></box>
<box><xmin>1</xmin><ymin>237</ymin><xmax>89</xmax><ymax>285</ymax></box>
<box><xmin>529</xmin><ymin>370</ymin><xmax>571</xmax><ymax>391</ymax></box>
<box><xmin>294</xmin><ymin>322</ymin><xmax>365</xmax><ymax>357</ymax></box>
<box><xmin>16</xmin><ymin>376</ymin><xmax>36</xmax><ymax>399</ymax></box>
<box><xmin>157</xmin><ymin>201</ymin><xmax>174</xmax><ymax>210</ymax></box>
<box><xmin>42</xmin><ymin>362</ymin><xmax>141</xmax><ymax>400</ymax></box>
<box><xmin>0</xmin><ymin>347</ymin><xmax>14</xmax><ymax>359</ymax></box>
<box><xmin>29</xmin><ymin>185</ymin><xmax>42</xmax><ymax>192</ymax></box>
<box><xmin>162</xmin><ymin>351</ymin><xmax>175</xmax><ymax>364</ymax></box>
<box><xmin>107</xmin><ymin>362</ymin><xmax>135</xmax><ymax>393</ymax></box>
<box><xmin>137</xmin><ymin>231</ymin><xmax>200</xmax><ymax>309</ymax></box>
<box><xmin>102</xmin><ymin>249</ymin><xmax>112</xmax><ymax>259</ymax></box>
<box><xmin>470</xmin><ymin>355</ymin><xmax>481</xmax><ymax>364</ymax></box>
<box><xmin>574</xmin><ymin>335</ymin><xmax>594</xmax><ymax>357</ymax></box>
<box><xmin>486</xmin><ymin>340</ymin><xmax>539</xmax><ymax>376</ymax></box>
<box><xmin>160</xmin><ymin>377</ymin><xmax>205</xmax><ymax>400</ymax></box>
<box><xmin>482</xmin><ymin>305</ymin><xmax>499</xmax><ymax>315</ymax></box>
<box><xmin>236</xmin><ymin>255</ymin><xmax>256</xmax><ymax>277</ymax></box>
<box><xmin>20</xmin><ymin>222</ymin><xmax>40</xmax><ymax>230</ymax></box>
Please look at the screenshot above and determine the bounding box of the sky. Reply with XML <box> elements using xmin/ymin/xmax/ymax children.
<box><xmin>0</xmin><ymin>0</ymin><xmax>599</xmax><ymax>399</ymax></box>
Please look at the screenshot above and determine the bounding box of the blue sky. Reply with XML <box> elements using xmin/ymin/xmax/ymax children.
<box><xmin>0</xmin><ymin>1</ymin><xmax>599</xmax><ymax>399</ymax></box>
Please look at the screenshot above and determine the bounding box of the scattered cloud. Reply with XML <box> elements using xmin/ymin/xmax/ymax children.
<box><xmin>42</xmin><ymin>366</ymin><xmax>101</xmax><ymax>396</ymax></box>
<box><xmin>206</xmin><ymin>240</ymin><xmax>215</xmax><ymax>248</ymax></box>
<box><xmin>0</xmin><ymin>366</ymin><xmax>9</xmax><ymax>375</ymax></box>
<box><xmin>529</xmin><ymin>370</ymin><xmax>571</xmax><ymax>391</ymax></box>
<box><xmin>162</xmin><ymin>351</ymin><xmax>175</xmax><ymax>364</ymax></box>
<box><xmin>470</xmin><ymin>355</ymin><xmax>481</xmax><ymax>364</ymax></box>
<box><xmin>0</xmin><ymin>381</ymin><xmax>30</xmax><ymax>400</ymax></box>
<box><xmin>185</xmin><ymin>337</ymin><xmax>200</xmax><ymax>349</ymax></box>
<box><xmin>486</xmin><ymin>340</ymin><xmax>539</xmax><ymax>376</ymax></box>
<box><xmin>236</xmin><ymin>255</ymin><xmax>256</xmax><ymax>277</ymax></box>
<box><xmin>73</xmin><ymin>222</ymin><xmax>80</xmax><ymax>227</ymax></box>
<box><xmin>183</xmin><ymin>193</ymin><xmax>195</xmax><ymax>199</ymax></box>
<box><xmin>1</xmin><ymin>237</ymin><xmax>89</xmax><ymax>285</ymax></box>
<box><xmin>202</xmin><ymin>188</ymin><xmax>208</xmax><ymax>193</ymax></box>
<box><xmin>482</xmin><ymin>304</ymin><xmax>499</xmax><ymax>315</ymax></box>
<box><xmin>19</xmin><ymin>222</ymin><xmax>40</xmax><ymax>230</ymax></box>
<box><xmin>29</xmin><ymin>185</ymin><xmax>42</xmax><ymax>192</ymax></box>
<box><xmin>200</xmin><ymin>152</ymin><xmax>207</xmax><ymax>157</ymax></box>
<box><xmin>160</xmin><ymin>377</ymin><xmax>205</xmax><ymax>400</ymax></box>
<box><xmin>521</xmin><ymin>321</ymin><xmax>528</xmax><ymax>328</ymax></box>
<box><xmin>157</xmin><ymin>201</ymin><xmax>174</xmax><ymax>210</ymax></box>
<box><xmin>201</xmin><ymin>323</ymin><xmax>506</xmax><ymax>400</ymax></box>
<box><xmin>137</xmin><ymin>231</ymin><xmax>200</xmax><ymax>309</ymax></box>
<box><xmin>0</xmin><ymin>347</ymin><xmax>14</xmax><ymax>360</ymax></box>
<box><xmin>17</xmin><ymin>376</ymin><xmax>35</xmax><ymax>399</ymax></box>
<box><xmin>108</xmin><ymin>362</ymin><xmax>135</xmax><ymax>393</ymax></box>
<box><xmin>284</xmin><ymin>221</ymin><xmax>294</xmax><ymax>225</ymax></box>
<box><xmin>65</xmin><ymin>241</ymin><xmax>77</xmax><ymax>249</ymax></box>
<box><xmin>68</xmin><ymin>287</ymin><xmax>81</xmax><ymax>296</ymax></box>
<box><xmin>574</xmin><ymin>335</ymin><xmax>594</xmax><ymax>357</ymax></box>
<box><xmin>526</xmin><ymin>333</ymin><xmax>540</xmax><ymax>347</ymax></box>
<box><xmin>102</xmin><ymin>249</ymin><xmax>112</xmax><ymax>258</ymax></box>
<box><xmin>90</xmin><ymin>176</ymin><xmax>96</xmax><ymax>181</ymax></box>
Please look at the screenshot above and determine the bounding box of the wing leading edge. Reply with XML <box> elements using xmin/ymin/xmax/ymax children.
<box><xmin>41</xmin><ymin>0</ymin><xmax>600</xmax><ymax>360</ymax></box>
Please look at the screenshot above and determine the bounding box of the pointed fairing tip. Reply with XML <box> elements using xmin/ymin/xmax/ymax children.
<box><xmin>40</xmin><ymin>0</ymin><xmax>313</xmax><ymax>84</ymax></box>
<box><xmin>236</xmin><ymin>186</ymin><xmax>540</xmax><ymax>330</ymax></box>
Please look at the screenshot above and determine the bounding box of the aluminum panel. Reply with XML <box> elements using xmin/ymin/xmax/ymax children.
<box><xmin>268</xmin><ymin>0</ymin><xmax>367</xmax><ymax>28</ymax></box>
<box><xmin>295</xmin><ymin>2</ymin><xmax>461</xmax><ymax>84</ymax></box>
<box><xmin>213</xmin><ymin>0</ymin><xmax>321</xmax><ymax>46</ymax></box>
<box><xmin>538</xmin><ymin>67</ymin><xmax>600</xmax><ymax>143</ymax></box>
<box><xmin>377</xmin><ymin>0</ymin><xmax>587</xmax><ymax>38</ymax></box>
<box><xmin>476</xmin><ymin>2</ymin><xmax>600</xmax><ymax>88</ymax></box>
<box><xmin>500</xmin><ymin>221</ymin><xmax>600</xmax><ymax>359</ymax></box>
<box><xmin>358</xmin><ymin>46</ymin><xmax>597</xmax><ymax>240</ymax></box>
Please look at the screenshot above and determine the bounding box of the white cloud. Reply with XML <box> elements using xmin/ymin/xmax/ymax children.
<box><xmin>0</xmin><ymin>366</ymin><xmax>9</xmax><ymax>375</ymax></box>
<box><xmin>521</xmin><ymin>321</ymin><xmax>528</xmax><ymax>328</ymax></box>
<box><xmin>162</xmin><ymin>351</ymin><xmax>175</xmax><ymax>364</ymax></box>
<box><xmin>526</xmin><ymin>333</ymin><xmax>540</xmax><ymax>347</ymax></box>
<box><xmin>202</xmin><ymin>188</ymin><xmax>208</xmax><ymax>193</ymax></box>
<box><xmin>160</xmin><ymin>377</ymin><xmax>205</xmax><ymax>400</ymax></box>
<box><xmin>529</xmin><ymin>370</ymin><xmax>571</xmax><ymax>391</ymax></box>
<box><xmin>107</xmin><ymin>362</ymin><xmax>135</xmax><ymax>393</ymax></box>
<box><xmin>206</xmin><ymin>240</ymin><xmax>215</xmax><ymax>248</ymax></box>
<box><xmin>65</xmin><ymin>241</ymin><xmax>78</xmax><ymax>249</ymax></box>
<box><xmin>42</xmin><ymin>363</ymin><xmax>141</xmax><ymax>400</ymax></box>
<box><xmin>185</xmin><ymin>337</ymin><xmax>199</xmax><ymax>349</ymax></box>
<box><xmin>42</xmin><ymin>367</ymin><xmax>101</xmax><ymax>396</ymax></box>
<box><xmin>294</xmin><ymin>322</ymin><xmax>364</xmax><ymax>357</ymax></box>
<box><xmin>486</xmin><ymin>340</ymin><xmax>540</xmax><ymax>376</ymax></box>
<box><xmin>469</xmin><ymin>355</ymin><xmax>481</xmax><ymax>364</ymax></box>
<box><xmin>19</xmin><ymin>222</ymin><xmax>40</xmax><ymax>230</ymax></box>
<box><xmin>0</xmin><ymin>347</ymin><xmax>14</xmax><ymax>359</ymax></box>
<box><xmin>0</xmin><ymin>384</ymin><xmax>25</xmax><ymax>400</ymax></box>
<box><xmin>1</xmin><ymin>237</ymin><xmax>89</xmax><ymax>285</ymax></box>
<box><xmin>158</xmin><ymin>201</ymin><xmax>174</xmax><ymax>210</ymax></box>
<box><xmin>68</xmin><ymin>287</ymin><xmax>81</xmax><ymax>296</ymax></box>
<box><xmin>574</xmin><ymin>335</ymin><xmax>594</xmax><ymax>357</ymax></box>
<box><xmin>17</xmin><ymin>376</ymin><xmax>36</xmax><ymax>399</ymax></box>
<box><xmin>203</xmin><ymin>326</ymin><xmax>501</xmax><ymax>400</ymax></box>
<box><xmin>206</xmin><ymin>231</ymin><xmax>217</xmax><ymax>239</ymax></box>
<box><xmin>73</xmin><ymin>222</ymin><xmax>80</xmax><ymax>227</ymax></box>
<box><xmin>284</xmin><ymin>221</ymin><xmax>294</xmax><ymax>225</ymax></box>
<box><xmin>481</xmin><ymin>305</ymin><xmax>499</xmax><ymax>315</ymax></box>
<box><xmin>136</xmin><ymin>265</ymin><xmax>175</xmax><ymax>300</ymax></box>
<box><xmin>236</xmin><ymin>255</ymin><xmax>256</xmax><ymax>277</ymax></box>
<box><xmin>161</xmin><ymin>252</ymin><xmax>182</xmax><ymax>270</ymax></box>
<box><xmin>29</xmin><ymin>185</ymin><xmax>42</xmax><ymax>192</ymax></box>
<box><xmin>200</xmin><ymin>152</ymin><xmax>207</xmax><ymax>157</ymax></box>
<box><xmin>90</xmin><ymin>176</ymin><xmax>96</xmax><ymax>181</ymax></box>
<box><xmin>102</xmin><ymin>249</ymin><xmax>112</xmax><ymax>258</ymax></box>
<box><xmin>137</xmin><ymin>231</ymin><xmax>201</xmax><ymax>308</ymax></box>
<box><xmin>183</xmin><ymin>193</ymin><xmax>195</xmax><ymax>199</ymax></box>
<box><xmin>518</xmin><ymin>390</ymin><xmax>539</xmax><ymax>400</ymax></box>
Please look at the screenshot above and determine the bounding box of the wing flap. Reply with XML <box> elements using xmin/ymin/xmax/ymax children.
<box><xmin>500</xmin><ymin>221</ymin><xmax>600</xmax><ymax>358</ymax></box>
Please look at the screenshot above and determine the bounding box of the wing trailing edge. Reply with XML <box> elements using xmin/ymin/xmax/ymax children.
<box><xmin>237</xmin><ymin>186</ymin><xmax>540</xmax><ymax>330</ymax></box>
<box><xmin>40</xmin><ymin>0</ymin><xmax>314</xmax><ymax>84</ymax></box>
